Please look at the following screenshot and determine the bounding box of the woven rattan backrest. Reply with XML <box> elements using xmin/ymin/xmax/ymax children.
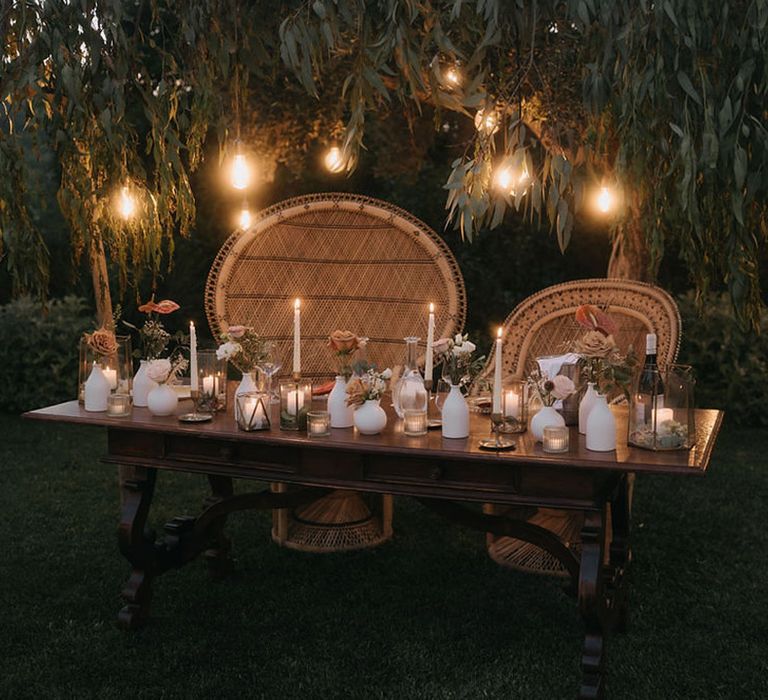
<box><xmin>481</xmin><ymin>278</ymin><xmax>681</xmax><ymax>382</ymax></box>
<box><xmin>205</xmin><ymin>193</ymin><xmax>466</xmax><ymax>378</ymax></box>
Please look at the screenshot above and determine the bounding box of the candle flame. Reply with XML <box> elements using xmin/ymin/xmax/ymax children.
<box><xmin>294</xmin><ymin>298</ymin><xmax>301</xmax><ymax>310</ymax></box>
<box><xmin>429</xmin><ymin>302</ymin><xmax>434</xmax><ymax>313</ymax></box>
<box><xmin>497</xmin><ymin>327</ymin><xmax>503</xmax><ymax>338</ymax></box>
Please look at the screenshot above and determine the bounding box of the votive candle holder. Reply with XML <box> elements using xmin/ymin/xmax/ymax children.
<box><xmin>542</xmin><ymin>425</ymin><xmax>569</xmax><ymax>453</ymax></box>
<box><xmin>307</xmin><ymin>411</ymin><xmax>331</xmax><ymax>437</ymax></box>
<box><xmin>106</xmin><ymin>393</ymin><xmax>133</xmax><ymax>418</ymax></box>
<box><xmin>403</xmin><ymin>408</ymin><xmax>428</xmax><ymax>436</ymax></box>
<box><xmin>279</xmin><ymin>379</ymin><xmax>312</xmax><ymax>431</ymax></box>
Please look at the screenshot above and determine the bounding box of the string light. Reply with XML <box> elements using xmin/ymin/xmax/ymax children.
<box><xmin>493</xmin><ymin>165</ymin><xmax>530</xmax><ymax>196</ymax></box>
<box><xmin>474</xmin><ymin>109</ymin><xmax>499</xmax><ymax>135</ymax></box>
<box><xmin>117</xmin><ymin>186</ymin><xmax>136</xmax><ymax>219</ymax></box>
<box><xmin>444</xmin><ymin>66</ymin><xmax>461</xmax><ymax>86</ymax></box>
<box><xmin>238</xmin><ymin>204</ymin><xmax>252</xmax><ymax>229</ymax></box>
<box><xmin>230</xmin><ymin>152</ymin><xmax>252</xmax><ymax>190</ymax></box>
<box><xmin>596</xmin><ymin>185</ymin><xmax>615</xmax><ymax>213</ymax></box>
<box><xmin>324</xmin><ymin>146</ymin><xmax>345</xmax><ymax>174</ymax></box>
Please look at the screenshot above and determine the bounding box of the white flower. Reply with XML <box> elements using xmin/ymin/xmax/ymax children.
<box><xmin>454</xmin><ymin>333</ymin><xmax>464</xmax><ymax>345</ymax></box>
<box><xmin>452</xmin><ymin>340</ymin><xmax>476</xmax><ymax>356</ymax></box>
<box><xmin>381</xmin><ymin>368</ymin><xmax>393</xmax><ymax>380</ymax></box>
<box><xmin>550</xmin><ymin>374</ymin><xmax>576</xmax><ymax>400</ymax></box>
<box><xmin>146</xmin><ymin>358</ymin><xmax>172</xmax><ymax>384</ymax></box>
<box><xmin>216</xmin><ymin>341</ymin><xmax>242</xmax><ymax>361</ymax></box>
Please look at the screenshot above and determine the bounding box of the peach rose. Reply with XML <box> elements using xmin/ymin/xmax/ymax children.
<box><xmin>87</xmin><ymin>328</ymin><xmax>118</xmax><ymax>356</ymax></box>
<box><xmin>345</xmin><ymin>377</ymin><xmax>366</xmax><ymax>407</ymax></box>
<box><xmin>328</xmin><ymin>330</ymin><xmax>359</xmax><ymax>353</ymax></box>
<box><xmin>550</xmin><ymin>374</ymin><xmax>576</xmax><ymax>400</ymax></box>
<box><xmin>431</xmin><ymin>337</ymin><xmax>452</xmax><ymax>356</ymax></box>
<box><xmin>228</xmin><ymin>325</ymin><xmax>246</xmax><ymax>338</ymax></box>
<box><xmin>574</xmin><ymin>330</ymin><xmax>618</xmax><ymax>359</ymax></box>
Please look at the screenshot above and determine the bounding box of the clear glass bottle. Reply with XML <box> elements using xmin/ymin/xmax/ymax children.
<box><xmin>392</xmin><ymin>336</ymin><xmax>428</xmax><ymax>418</ymax></box>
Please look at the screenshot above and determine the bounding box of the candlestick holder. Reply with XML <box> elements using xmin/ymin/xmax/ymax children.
<box><xmin>478</xmin><ymin>412</ymin><xmax>516</xmax><ymax>451</ymax></box>
<box><xmin>279</xmin><ymin>379</ymin><xmax>311</xmax><ymax>431</ymax></box>
<box><xmin>179</xmin><ymin>389</ymin><xmax>214</xmax><ymax>423</ymax></box>
<box><xmin>235</xmin><ymin>391</ymin><xmax>271</xmax><ymax>431</ymax></box>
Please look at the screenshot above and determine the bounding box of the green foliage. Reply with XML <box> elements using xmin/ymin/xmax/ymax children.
<box><xmin>0</xmin><ymin>296</ymin><xmax>94</xmax><ymax>413</ymax></box>
<box><xmin>678</xmin><ymin>291</ymin><xmax>768</xmax><ymax>426</ymax></box>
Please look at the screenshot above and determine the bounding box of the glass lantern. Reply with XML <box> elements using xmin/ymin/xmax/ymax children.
<box><xmin>78</xmin><ymin>334</ymin><xmax>133</xmax><ymax>402</ymax></box>
<box><xmin>235</xmin><ymin>391</ymin><xmax>271</xmax><ymax>431</ymax></box>
<box><xmin>501</xmin><ymin>379</ymin><xmax>527</xmax><ymax>434</ymax></box>
<box><xmin>628</xmin><ymin>364</ymin><xmax>695</xmax><ymax>450</ymax></box>
<box><xmin>279</xmin><ymin>379</ymin><xmax>312</xmax><ymax>430</ymax></box>
<box><xmin>195</xmin><ymin>349</ymin><xmax>228</xmax><ymax>413</ymax></box>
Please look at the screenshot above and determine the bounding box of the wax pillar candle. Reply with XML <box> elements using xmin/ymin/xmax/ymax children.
<box><xmin>504</xmin><ymin>390</ymin><xmax>520</xmax><ymax>418</ymax></box>
<box><xmin>425</xmin><ymin>303</ymin><xmax>435</xmax><ymax>382</ymax></box>
<box><xmin>492</xmin><ymin>327</ymin><xmax>503</xmax><ymax>414</ymax></box>
<box><xmin>293</xmin><ymin>298</ymin><xmax>301</xmax><ymax>375</ymax></box>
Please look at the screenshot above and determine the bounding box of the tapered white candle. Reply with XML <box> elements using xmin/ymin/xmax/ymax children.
<box><xmin>293</xmin><ymin>298</ymin><xmax>301</xmax><ymax>375</ymax></box>
<box><xmin>189</xmin><ymin>321</ymin><xmax>198</xmax><ymax>391</ymax></box>
<box><xmin>492</xmin><ymin>327</ymin><xmax>503</xmax><ymax>414</ymax></box>
<box><xmin>425</xmin><ymin>302</ymin><xmax>435</xmax><ymax>381</ymax></box>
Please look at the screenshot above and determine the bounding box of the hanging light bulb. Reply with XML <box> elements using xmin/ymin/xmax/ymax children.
<box><xmin>238</xmin><ymin>204</ymin><xmax>252</xmax><ymax>229</ymax></box>
<box><xmin>494</xmin><ymin>167</ymin><xmax>513</xmax><ymax>192</ymax></box>
<box><xmin>324</xmin><ymin>146</ymin><xmax>345</xmax><ymax>174</ymax></box>
<box><xmin>118</xmin><ymin>186</ymin><xmax>136</xmax><ymax>219</ymax></box>
<box><xmin>444</xmin><ymin>66</ymin><xmax>461</xmax><ymax>87</ymax></box>
<box><xmin>474</xmin><ymin>109</ymin><xmax>499</xmax><ymax>135</ymax></box>
<box><xmin>596</xmin><ymin>185</ymin><xmax>615</xmax><ymax>214</ymax></box>
<box><xmin>230</xmin><ymin>152</ymin><xmax>252</xmax><ymax>190</ymax></box>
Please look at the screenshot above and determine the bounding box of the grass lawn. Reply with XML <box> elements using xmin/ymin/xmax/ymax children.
<box><xmin>1</xmin><ymin>413</ymin><xmax>767</xmax><ymax>699</ymax></box>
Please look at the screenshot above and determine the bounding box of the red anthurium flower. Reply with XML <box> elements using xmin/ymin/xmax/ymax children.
<box><xmin>575</xmin><ymin>304</ymin><xmax>618</xmax><ymax>336</ymax></box>
<box><xmin>138</xmin><ymin>298</ymin><xmax>180</xmax><ymax>314</ymax></box>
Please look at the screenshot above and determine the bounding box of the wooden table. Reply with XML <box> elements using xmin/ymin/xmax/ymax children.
<box><xmin>25</xmin><ymin>399</ymin><xmax>723</xmax><ymax>699</ymax></box>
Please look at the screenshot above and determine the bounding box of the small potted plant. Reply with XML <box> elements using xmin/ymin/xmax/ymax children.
<box><xmin>345</xmin><ymin>367</ymin><xmax>392</xmax><ymax>435</ymax></box>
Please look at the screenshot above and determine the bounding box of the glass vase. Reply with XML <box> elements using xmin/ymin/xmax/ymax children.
<box><xmin>78</xmin><ymin>334</ymin><xmax>133</xmax><ymax>403</ymax></box>
<box><xmin>392</xmin><ymin>336</ymin><xmax>427</xmax><ymax>418</ymax></box>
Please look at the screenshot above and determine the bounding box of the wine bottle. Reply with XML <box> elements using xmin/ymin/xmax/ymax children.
<box><xmin>637</xmin><ymin>332</ymin><xmax>664</xmax><ymax>424</ymax></box>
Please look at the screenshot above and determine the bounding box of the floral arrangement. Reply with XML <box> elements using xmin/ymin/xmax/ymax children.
<box><xmin>145</xmin><ymin>356</ymin><xmax>188</xmax><ymax>385</ymax></box>
<box><xmin>345</xmin><ymin>367</ymin><xmax>392</xmax><ymax>407</ymax></box>
<box><xmin>527</xmin><ymin>369</ymin><xmax>576</xmax><ymax>407</ymax></box>
<box><xmin>573</xmin><ymin>304</ymin><xmax>637</xmax><ymax>395</ymax></box>
<box><xmin>328</xmin><ymin>330</ymin><xmax>360</xmax><ymax>379</ymax></box>
<box><xmin>85</xmin><ymin>327</ymin><xmax>118</xmax><ymax>358</ymax></box>
<box><xmin>216</xmin><ymin>325</ymin><xmax>268</xmax><ymax>373</ymax></box>
<box><xmin>433</xmin><ymin>333</ymin><xmax>485</xmax><ymax>386</ymax></box>
<box><xmin>123</xmin><ymin>298</ymin><xmax>183</xmax><ymax>360</ymax></box>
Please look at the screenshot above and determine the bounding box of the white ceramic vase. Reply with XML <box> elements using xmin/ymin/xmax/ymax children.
<box><xmin>235</xmin><ymin>371</ymin><xmax>258</xmax><ymax>421</ymax></box>
<box><xmin>328</xmin><ymin>375</ymin><xmax>354</xmax><ymax>428</ymax></box>
<box><xmin>578</xmin><ymin>382</ymin><xmax>599</xmax><ymax>435</ymax></box>
<box><xmin>530</xmin><ymin>405</ymin><xmax>565</xmax><ymax>442</ymax></box>
<box><xmin>585</xmin><ymin>394</ymin><xmax>617</xmax><ymax>452</ymax></box>
<box><xmin>84</xmin><ymin>362</ymin><xmax>110</xmax><ymax>412</ymax></box>
<box><xmin>147</xmin><ymin>383</ymin><xmax>179</xmax><ymax>417</ymax></box>
<box><xmin>354</xmin><ymin>399</ymin><xmax>387</xmax><ymax>435</ymax></box>
<box><xmin>133</xmin><ymin>360</ymin><xmax>158</xmax><ymax>408</ymax></box>
<box><xmin>441</xmin><ymin>383</ymin><xmax>470</xmax><ymax>439</ymax></box>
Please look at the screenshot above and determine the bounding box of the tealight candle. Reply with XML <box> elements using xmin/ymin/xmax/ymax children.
<box><xmin>103</xmin><ymin>368</ymin><xmax>118</xmax><ymax>391</ymax></box>
<box><xmin>307</xmin><ymin>411</ymin><xmax>331</xmax><ymax>437</ymax></box>
<box><xmin>403</xmin><ymin>408</ymin><xmax>428</xmax><ymax>436</ymax></box>
<box><xmin>543</xmin><ymin>425</ymin><xmax>569</xmax><ymax>453</ymax></box>
<box><xmin>106</xmin><ymin>393</ymin><xmax>132</xmax><ymax>417</ymax></box>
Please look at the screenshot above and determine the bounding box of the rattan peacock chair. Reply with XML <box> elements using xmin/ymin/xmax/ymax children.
<box><xmin>479</xmin><ymin>278</ymin><xmax>681</xmax><ymax>576</ymax></box>
<box><xmin>205</xmin><ymin>193</ymin><xmax>466</xmax><ymax>552</ymax></box>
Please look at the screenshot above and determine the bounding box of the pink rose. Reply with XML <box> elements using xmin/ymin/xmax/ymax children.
<box><xmin>431</xmin><ymin>337</ymin><xmax>452</xmax><ymax>356</ymax></box>
<box><xmin>550</xmin><ymin>374</ymin><xmax>575</xmax><ymax>400</ymax></box>
<box><xmin>228</xmin><ymin>325</ymin><xmax>246</xmax><ymax>339</ymax></box>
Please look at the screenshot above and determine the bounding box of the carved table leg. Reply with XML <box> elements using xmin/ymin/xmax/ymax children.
<box><xmin>608</xmin><ymin>476</ymin><xmax>631</xmax><ymax>633</ymax></box>
<box><xmin>117</xmin><ymin>466</ymin><xmax>158</xmax><ymax>630</ymax></box>
<box><xmin>203</xmin><ymin>475</ymin><xmax>235</xmax><ymax>578</ymax></box>
<box><xmin>578</xmin><ymin>509</ymin><xmax>607</xmax><ymax>700</ymax></box>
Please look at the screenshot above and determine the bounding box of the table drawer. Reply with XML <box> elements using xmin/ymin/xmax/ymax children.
<box><xmin>163</xmin><ymin>435</ymin><xmax>299</xmax><ymax>474</ymax></box>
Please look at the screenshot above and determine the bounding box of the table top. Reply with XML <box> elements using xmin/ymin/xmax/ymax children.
<box><xmin>25</xmin><ymin>397</ymin><xmax>723</xmax><ymax>477</ymax></box>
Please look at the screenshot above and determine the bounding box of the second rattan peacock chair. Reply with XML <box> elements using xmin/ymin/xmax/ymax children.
<box><xmin>205</xmin><ymin>193</ymin><xmax>466</xmax><ymax>552</ymax></box>
<box><xmin>479</xmin><ymin>278</ymin><xmax>681</xmax><ymax>576</ymax></box>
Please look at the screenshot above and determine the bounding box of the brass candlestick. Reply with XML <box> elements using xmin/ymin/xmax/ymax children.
<box><xmin>424</xmin><ymin>378</ymin><xmax>441</xmax><ymax>429</ymax></box>
<box><xmin>179</xmin><ymin>389</ymin><xmax>213</xmax><ymax>423</ymax></box>
<box><xmin>478</xmin><ymin>411</ymin><xmax>516</xmax><ymax>451</ymax></box>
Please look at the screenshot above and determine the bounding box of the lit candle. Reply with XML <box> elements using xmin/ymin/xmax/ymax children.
<box><xmin>403</xmin><ymin>409</ymin><xmax>428</xmax><ymax>437</ymax></box>
<box><xmin>286</xmin><ymin>389</ymin><xmax>305</xmax><ymax>416</ymax></box>
<box><xmin>425</xmin><ymin>303</ymin><xmax>435</xmax><ymax>382</ymax></box>
<box><xmin>189</xmin><ymin>322</ymin><xmax>198</xmax><ymax>391</ymax></box>
<box><xmin>543</xmin><ymin>425</ymin><xmax>569</xmax><ymax>453</ymax></box>
<box><xmin>652</xmin><ymin>407</ymin><xmax>674</xmax><ymax>426</ymax></box>
<box><xmin>106</xmin><ymin>393</ymin><xmax>132</xmax><ymax>417</ymax></box>
<box><xmin>307</xmin><ymin>410</ymin><xmax>331</xmax><ymax>437</ymax></box>
<box><xmin>243</xmin><ymin>397</ymin><xmax>267</xmax><ymax>428</ymax></box>
<box><xmin>492</xmin><ymin>327</ymin><xmax>503</xmax><ymax>414</ymax></box>
<box><xmin>504</xmin><ymin>389</ymin><xmax>520</xmax><ymax>419</ymax></box>
<box><xmin>202</xmin><ymin>375</ymin><xmax>215</xmax><ymax>396</ymax></box>
<box><xmin>103</xmin><ymin>368</ymin><xmax>117</xmax><ymax>390</ymax></box>
<box><xmin>293</xmin><ymin>298</ymin><xmax>301</xmax><ymax>375</ymax></box>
